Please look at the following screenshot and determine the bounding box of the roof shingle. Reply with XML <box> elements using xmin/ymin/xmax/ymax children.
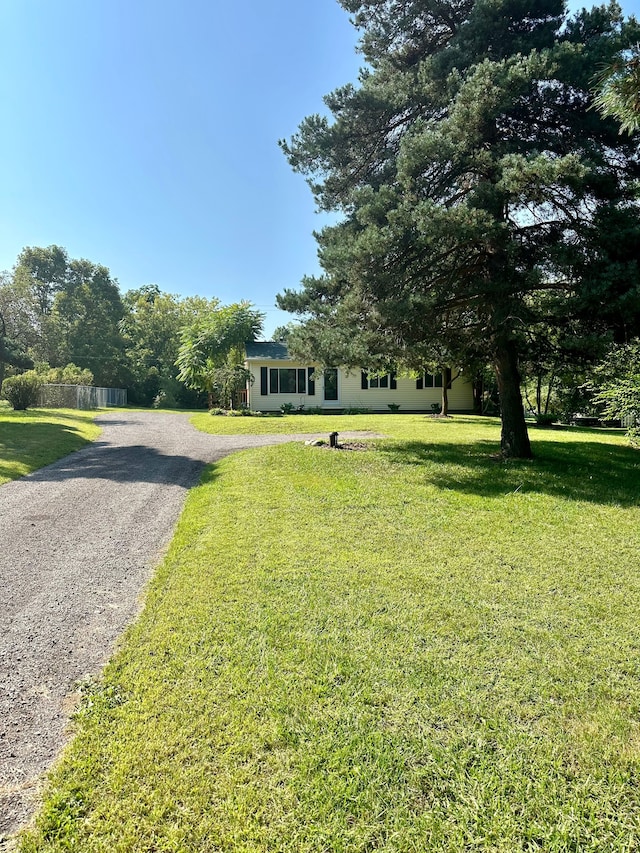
<box><xmin>244</xmin><ymin>341</ymin><xmax>290</xmax><ymax>361</ymax></box>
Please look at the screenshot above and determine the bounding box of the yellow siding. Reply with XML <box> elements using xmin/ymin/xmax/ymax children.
<box><xmin>339</xmin><ymin>369</ymin><xmax>474</xmax><ymax>412</ymax></box>
<box><xmin>247</xmin><ymin>361</ymin><xmax>322</xmax><ymax>412</ymax></box>
<box><xmin>246</xmin><ymin>362</ymin><xmax>474</xmax><ymax>412</ymax></box>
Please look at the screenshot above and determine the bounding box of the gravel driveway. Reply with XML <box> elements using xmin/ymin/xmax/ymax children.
<box><xmin>0</xmin><ymin>411</ymin><xmax>379</xmax><ymax>842</ymax></box>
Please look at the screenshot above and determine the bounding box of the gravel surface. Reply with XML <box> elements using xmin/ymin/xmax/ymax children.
<box><xmin>0</xmin><ymin>411</ymin><xmax>380</xmax><ymax>843</ymax></box>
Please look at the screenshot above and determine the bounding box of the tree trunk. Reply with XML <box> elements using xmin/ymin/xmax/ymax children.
<box><xmin>494</xmin><ymin>341</ymin><xmax>533</xmax><ymax>459</ymax></box>
<box><xmin>439</xmin><ymin>367</ymin><xmax>453</xmax><ymax>416</ymax></box>
<box><xmin>441</xmin><ymin>384</ymin><xmax>449</xmax><ymax>416</ymax></box>
<box><xmin>544</xmin><ymin>373</ymin><xmax>555</xmax><ymax>415</ymax></box>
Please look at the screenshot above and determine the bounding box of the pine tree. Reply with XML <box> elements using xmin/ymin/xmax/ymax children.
<box><xmin>278</xmin><ymin>0</ymin><xmax>640</xmax><ymax>457</ymax></box>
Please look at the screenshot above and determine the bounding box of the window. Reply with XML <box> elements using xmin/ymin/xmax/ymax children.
<box><xmin>269</xmin><ymin>368</ymin><xmax>303</xmax><ymax>394</ymax></box>
<box><xmin>361</xmin><ymin>370</ymin><xmax>397</xmax><ymax>390</ymax></box>
<box><xmin>416</xmin><ymin>372</ymin><xmax>443</xmax><ymax>389</ymax></box>
<box><xmin>280</xmin><ymin>369</ymin><xmax>297</xmax><ymax>393</ymax></box>
<box><xmin>262</xmin><ymin>367</ymin><xmax>311</xmax><ymax>395</ymax></box>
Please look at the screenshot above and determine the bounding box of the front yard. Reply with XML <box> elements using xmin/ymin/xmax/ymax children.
<box><xmin>20</xmin><ymin>415</ymin><xmax>640</xmax><ymax>851</ymax></box>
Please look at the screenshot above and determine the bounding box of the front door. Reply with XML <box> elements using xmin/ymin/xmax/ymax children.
<box><xmin>324</xmin><ymin>368</ymin><xmax>338</xmax><ymax>402</ymax></box>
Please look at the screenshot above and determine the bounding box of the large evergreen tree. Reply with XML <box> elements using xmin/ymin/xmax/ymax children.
<box><xmin>594</xmin><ymin>42</ymin><xmax>640</xmax><ymax>133</ymax></box>
<box><xmin>278</xmin><ymin>0</ymin><xmax>640</xmax><ymax>457</ymax></box>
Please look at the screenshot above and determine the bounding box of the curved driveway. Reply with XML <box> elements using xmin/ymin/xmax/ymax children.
<box><xmin>0</xmin><ymin>412</ymin><xmax>374</xmax><ymax>840</ymax></box>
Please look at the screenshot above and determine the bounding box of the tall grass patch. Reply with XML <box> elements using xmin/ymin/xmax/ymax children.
<box><xmin>21</xmin><ymin>421</ymin><xmax>640</xmax><ymax>851</ymax></box>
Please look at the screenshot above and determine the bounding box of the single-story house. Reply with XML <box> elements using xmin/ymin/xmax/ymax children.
<box><xmin>244</xmin><ymin>342</ymin><xmax>475</xmax><ymax>413</ymax></box>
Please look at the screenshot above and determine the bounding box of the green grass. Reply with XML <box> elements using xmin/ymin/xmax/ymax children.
<box><xmin>20</xmin><ymin>417</ymin><xmax>640</xmax><ymax>852</ymax></box>
<box><xmin>190</xmin><ymin>410</ymin><xmax>422</xmax><ymax>436</ymax></box>
<box><xmin>0</xmin><ymin>404</ymin><xmax>102</xmax><ymax>484</ymax></box>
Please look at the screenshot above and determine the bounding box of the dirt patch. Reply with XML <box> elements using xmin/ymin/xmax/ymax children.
<box><xmin>330</xmin><ymin>441</ymin><xmax>372</xmax><ymax>451</ymax></box>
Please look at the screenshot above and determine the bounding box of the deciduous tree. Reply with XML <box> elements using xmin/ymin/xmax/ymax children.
<box><xmin>53</xmin><ymin>259</ymin><xmax>126</xmax><ymax>386</ymax></box>
<box><xmin>14</xmin><ymin>245</ymin><xmax>68</xmax><ymax>316</ymax></box>
<box><xmin>120</xmin><ymin>285</ymin><xmax>187</xmax><ymax>404</ymax></box>
<box><xmin>176</xmin><ymin>302</ymin><xmax>263</xmax><ymax>408</ymax></box>
<box><xmin>594</xmin><ymin>338</ymin><xmax>640</xmax><ymax>442</ymax></box>
<box><xmin>0</xmin><ymin>309</ymin><xmax>33</xmax><ymax>388</ymax></box>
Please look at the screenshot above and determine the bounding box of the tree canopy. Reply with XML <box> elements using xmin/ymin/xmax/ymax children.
<box><xmin>0</xmin><ymin>308</ymin><xmax>33</xmax><ymax>388</ymax></box>
<box><xmin>278</xmin><ymin>0</ymin><xmax>640</xmax><ymax>457</ymax></box>
<box><xmin>6</xmin><ymin>246</ymin><xmax>127</xmax><ymax>385</ymax></box>
<box><xmin>594</xmin><ymin>338</ymin><xmax>640</xmax><ymax>442</ymax></box>
<box><xmin>53</xmin><ymin>258</ymin><xmax>126</xmax><ymax>386</ymax></box>
<box><xmin>593</xmin><ymin>43</ymin><xmax>640</xmax><ymax>133</ymax></box>
<box><xmin>176</xmin><ymin>301</ymin><xmax>264</xmax><ymax>407</ymax></box>
<box><xmin>0</xmin><ymin>246</ymin><xmax>263</xmax><ymax>408</ymax></box>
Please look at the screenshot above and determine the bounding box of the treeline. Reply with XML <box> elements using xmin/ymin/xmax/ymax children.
<box><xmin>0</xmin><ymin>245</ymin><xmax>262</xmax><ymax>407</ymax></box>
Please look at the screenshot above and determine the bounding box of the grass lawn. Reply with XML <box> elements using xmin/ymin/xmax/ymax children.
<box><xmin>190</xmin><ymin>410</ymin><xmax>458</xmax><ymax>438</ymax></box>
<box><xmin>0</xmin><ymin>403</ymin><xmax>101</xmax><ymax>484</ymax></box>
<box><xmin>20</xmin><ymin>416</ymin><xmax>640</xmax><ymax>852</ymax></box>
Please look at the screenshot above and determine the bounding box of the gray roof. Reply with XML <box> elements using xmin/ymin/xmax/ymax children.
<box><xmin>245</xmin><ymin>341</ymin><xmax>290</xmax><ymax>361</ymax></box>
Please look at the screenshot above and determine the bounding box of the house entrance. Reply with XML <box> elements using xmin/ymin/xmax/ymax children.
<box><xmin>324</xmin><ymin>368</ymin><xmax>338</xmax><ymax>401</ymax></box>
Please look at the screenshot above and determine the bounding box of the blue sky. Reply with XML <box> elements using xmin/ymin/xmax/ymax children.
<box><xmin>0</xmin><ymin>0</ymin><xmax>638</xmax><ymax>338</ymax></box>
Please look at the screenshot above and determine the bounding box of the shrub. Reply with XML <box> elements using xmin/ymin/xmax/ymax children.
<box><xmin>233</xmin><ymin>408</ymin><xmax>266</xmax><ymax>417</ymax></box>
<box><xmin>534</xmin><ymin>413</ymin><xmax>556</xmax><ymax>427</ymax></box>
<box><xmin>388</xmin><ymin>403</ymin><xmax>401</xmax><ymax>413</ymax></box>
<box><xmin>152</xmin><ymin>390</ymin><xmax>179</xmax><ymax>409</ymax></box>
<box><xmin>596</xmin><ymin>377</ymin><xmax>640</xmax><ymax>445</ymax></box>
<box><xmin>210</xmin><ymin>407</ymin><xmax>266</xmax><ymax>418</ymax></box>
<box><xmin>2</xmin><ymin>371</ymin><xmax>43</xmax><ymax>410</ymax></box>
<box><xmin>280</xmin><ymin>402</ymin><xmax>295</xmax><ymax>414</ymax></box>
<box><xmin>343</xmin><ymin>406</ymin><xmax>370</xmax><ymax>415</ymax></box>
<box><xmin>44</xmin><ymin>363</ymin><xmax>94</xmax><ymax>386</ymax></box>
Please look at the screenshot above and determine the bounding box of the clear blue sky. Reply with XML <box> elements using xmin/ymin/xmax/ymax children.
<box><xmin>0</xmin><ymin>0</ymin><xmax>638</xmax><ymax>338</ymax></box>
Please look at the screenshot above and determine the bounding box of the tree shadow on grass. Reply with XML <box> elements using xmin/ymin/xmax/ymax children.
<box><xmin>0</xmin><ymin>421</ymin><xmax>204</xmax><ymax>488</ymax></box>
<box><xmin>380</xmin><ymin>437</ymin><xmax>640</xmax><ymax>506</ymax></box>
<box><xmin>2</xmin><ymin>408</ymin><xmax>96</xmax><ymax>422</ymax></box>
<box><xmin>0</xmin><ymin>420</ymin><xmax>89</xmax><ymax>468</ymax></box>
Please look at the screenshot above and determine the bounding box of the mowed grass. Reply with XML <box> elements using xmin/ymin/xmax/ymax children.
<box><xmin>0</xmin><ymin>403</ymin><xmax>101</xmax><ymax>484</ymax></box>
<box><xmin>21</xmin><ymin>417</ymin><xmax>640</xmax><ymax>852</ymax></box>
<box><xmin>190</xmin><ymin>410</ymin><xmax>442</xmax><ymax>437</ymax></box>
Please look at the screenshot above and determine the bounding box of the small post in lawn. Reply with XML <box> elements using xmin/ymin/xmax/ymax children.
<box><xmin>329</xmin><ymin>431</ymin><xmax>339</xmax><ymax>448</ymax></box>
